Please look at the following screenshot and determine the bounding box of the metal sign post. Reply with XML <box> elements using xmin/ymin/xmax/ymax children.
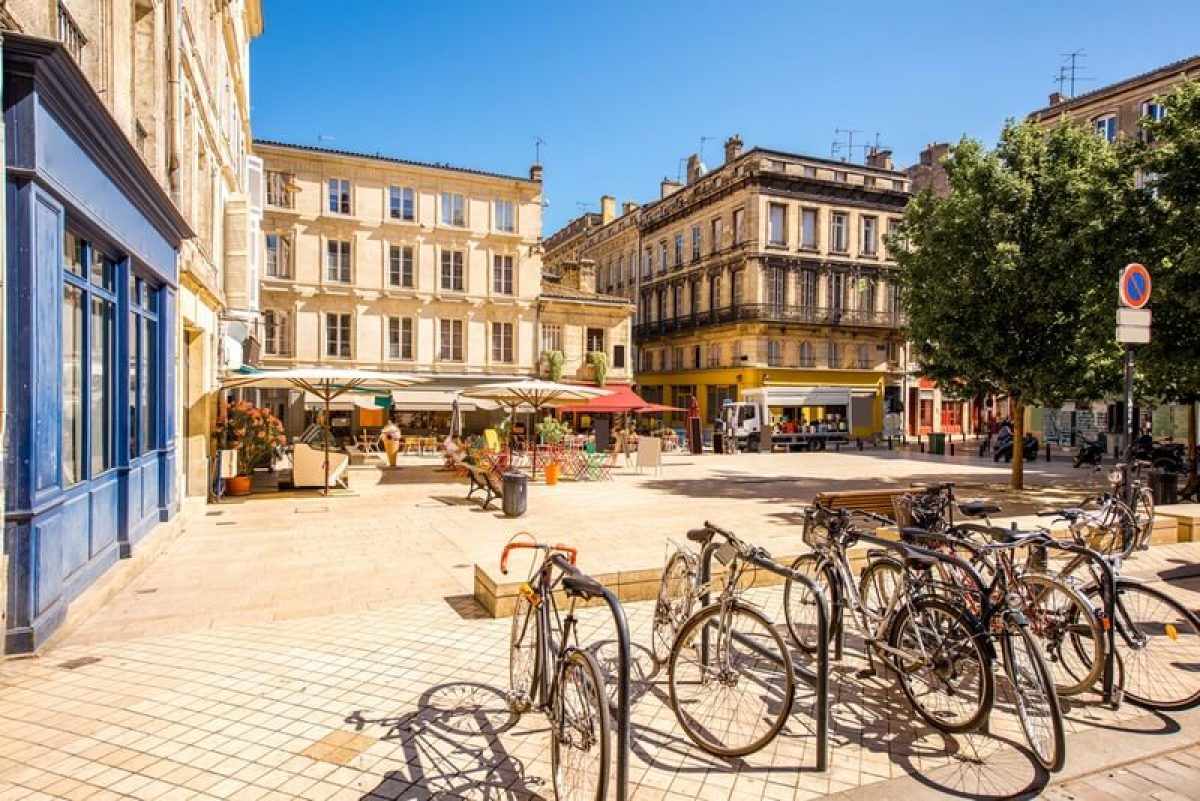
<box><xmin>1117</xmin><ymin>264</ymin><xmax>1152</xmax><ymax>504</ymax></box>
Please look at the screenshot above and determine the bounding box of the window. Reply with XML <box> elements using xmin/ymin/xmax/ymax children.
<box><xmin>326</xmin><ymin>239</ymin><xmax>351</xmax><ymax>282</ymax></box>
<box><xmin>1141</xmin><ymin>101</ymin><xmax>1166</xmax><ymax>142</ymax></box>
<box><xmin>387</xmin><ymin>317</ymin><xmax>414</xmax><ymax>360</ymax></box>
<box><xmin>440</xmin><ymin>192</ymin><xmax>466</xmax><ymax>226</ymax></box>
<box><xmin>827</xmin><ymin>341</ymin><xmax>842</xmax><ymax>368</ymax></box>
<box><xmin>887</xmin><ymin>282</ymin><xmax>902</xmax><ymax>315</ymax></box>
<box><xmin>829</xmin><ymin>272</ymin><xmax>847</xmax><ymax>314</ymax></box>
<box><xmin>265</xmin><ymin>232</ymin><xmax>292</xmax><ymax>278</ymax></box>
<box><xmin>1093</xmin><ymin>115</ymin><xmax>1118</xmax><ymax>143</ymax></box>
<box><xmin>263</xmin><ymin>310</ymin><xmax>291</xmax><ymax>356</ymax></box>
<box><xmin>709</xmin><ymin>273</ymin><xmax>721</xmax><ymax>311</ymax></box>
<box><xmin>642</xmin><ymin>246</ymin><xmax>652</xmax><ymax>277</ymax></box>
<box><xmin>892</xmin><ymin>179</ymin><xmax>905</xmax><ymax>191</ymax></box>
<box><xmin>691</xmin><ymin>225</ymin><xmax>701</xmax><ymax>261</ymax></box>
<box><xmin>886</xmin><ymin>218</ymin><xmax>902</xmax><ymax>255</ymax></box>
<box><xmin>673</xmin><ymin>232</ymin><xmax>684</xmax><ymax>267</ymax></box>
<box><xmin>325</xmin><ymin>313</ymin><xmax>351</xmax><ymax>358</ymax></box>
<box><xmin>857</xmin><ymin>343</ymin><xmax>871</xmax><ymax>369</ymax></box>
<box><xmin>439</xmin><ymin>319</ymin><xmax>464</xmax><ymax>361</ymax></box>
<box><xmin>861</xmin><ymin>216</ymin><xmax>878</xmax><ymax>256</ymax></box>
<box><xmin>62</xmin><ymin>270</ymin><xmax>84</xmax><ymax>485</ymax></box>
<box><xmin>389</xmin><ymin>186</ymin><xmax>415</xmax><ymax>221</ymax></box>
<box><xmin>265</xmin><ymin>170</ymin><xmax>294</xmax><ymax>208</ymax></box>
<box><xmin>327</xmin><ymin>178</ymin><xmax>351</xmax><ymax>214</ymax></box>
<box><xmin>128</xmin><ymin>274</ymin><xmax>158</xmax><ymax>460</ymax></box>
<box><xmin>613</xmin><ymin>344</ymin><xmax>626</xmax><ymax>369</ymax></box>
<box><xmin>732</xmin><ymin>271</ymin><xmax>743</xmax><ymax>307</ymax></box>
<box><xmin>671</xmin><ymin>347</ymin><xmax>683</xmax><ymax>371</ymax></box>
<box><xmin>767</xmin><ymin>268</ymin><xmax>786</xmax><ymax>308</ymax></box>
<box><xmin>711</xmin><ymin>217</ymin><xmax>723</xmax><ymax>253</ymax></box>
<box><xmin>541</xmin><ymin>324</ymin><xmax>562</xmax><ymax>353</ymax></box>
<box><xmin>659</xmin><ymin>240</ymin><xmax>668</xmax><ymax>273</ymax></box>
<box><xmin>801</xmin><ymin>208</ymin><xmax>817</xmax><ymax>249</ymax></box>
<box><xmin>830</xmin><ymin>212</ymin><xmax>848</xmax><ymax>252</ymax></box>
<box><xmin>798</xmin><ymin>268</ymin><xmax>818</xmax><ymax>308</ymax></box>
<box><xmin>493</xmin><ymin>254</ymin><xmax>514</xmax><ymax>294</ymax></box>
<box><xmin>492</xmin><ymin>322</ymin><xmax>514</xmax><ymax>363</ymax></box>
<box><xmin>494</xmin><ymin>199</ymin><xmax>515</xmax><ymax>233</ymax></box>
<box><xmin>689</xmin><ymin>278</ymin><xmax>700</xmax><ymax>316</ymax></box>
<box><xmin>798</xmin><ymin>340</ymin><xmax>815</xmax><ymax>368</ymax></box>
<box><xmin>834</xmin><ymin>170</ymin><xmax>847</xmax><ymax>182</ymax></box>
<box><xmin>857</xmin><ymin>275</ymin><xmax>877</xmax><ymax>314</ymax></box>
<box><xmin>388</xmin><ymin>245</ymin><xmax>414</xmax><ymax>288</ymax></box>
<box><xmin>768</xmin><ymin>203</ymin><xmax>787</xmax><ymax>246</ymax></box>
<box><xmin>707</xmin><ymin>342</ymin><xmax>721</xmax><ymax>367</ymax></box>
<box><xmin>671</xmin><ymin>285</ymin><xmax>682</xmax><ymax>319</ymax></box>
<box><xmin>586</xmin><ymin>327</ymin><xmax>605</xmax><ymax>353</ymax></box>
<box><xmin>767</xmin><ymin>340</ymin><xmax>782</xmax><ymax>367</ymax></box>
<box><xmin>733</xmin><ymin>208</ymin><xmax>745</xmax><ymax>244</ymax></box>
<box><xmin>801</xmin><ymin>165</ymin><xmax>816</xmax><ymax>178</ymax></box>
<box><xmin>617</xmin><ymin>255</ymin><xmax>626</xmax><ymax>287</ymax></box>
<box><xmin>440</xmin><ymin>250</ymin><xmax>464</xmax><ymax>291</ymax></box>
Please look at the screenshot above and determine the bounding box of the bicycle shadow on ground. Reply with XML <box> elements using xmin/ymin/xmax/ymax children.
<box><xmin>350</xmin><ymin>681</ymin><xmax>548</xmax><ymax>800</ymax></box>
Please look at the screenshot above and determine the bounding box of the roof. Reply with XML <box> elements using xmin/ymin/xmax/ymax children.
<box><xmin>550</xmin><ymin>383</ymin><xmax>645</xmax><ymax>413</ymax></box>
<box><xmin>1029</xmin><ymin>53</ymin><xmax>1200</xmax><ymax>118</ymax></box>
<box><xmin>253</xmin><ymin>139</ymin><xmax>539</xmax><ymax>184</ymax></box>
<box><xmin>538</xmin><ymin>285</ymin><xmax>632</xmax><ymax>305</ymax></box>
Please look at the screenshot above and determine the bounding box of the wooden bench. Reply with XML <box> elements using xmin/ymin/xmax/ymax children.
<box><xmin>812</xmin><ymin>488</ymin><xmax>908</xmax><ymax>521</ymax></box>
<box><xmin>464</xmin><ymin>463</ymin><xmax>504</xmax><ymax>510</ymax></box>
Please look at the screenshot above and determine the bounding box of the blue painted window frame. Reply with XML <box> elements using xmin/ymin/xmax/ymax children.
<box><xmin>128</xmin><ymin>272</ymin><xmax>161</xmax><ymax>460</ymax></box>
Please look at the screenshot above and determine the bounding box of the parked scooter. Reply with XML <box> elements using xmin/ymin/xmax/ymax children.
<box><xmin>1130</xmin><ymin>436</ymin><xmax>1186</xmax><ymax>473</ymax></box>
<box><xmin>994</xmin><ymin>429</ymin><xmax>1038</xmax><ymax>463</ymax></box>
<box><xmin>1073</xmin><ymin>435</ymin><xmax>1105</xmax><ymax>468</ymax></box>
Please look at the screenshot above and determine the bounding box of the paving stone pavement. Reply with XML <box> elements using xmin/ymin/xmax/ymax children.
<box><xmin>1042</xmin><ymin>742</ymin><xmax>1200</xmax><ymax>801</ymax></box>
<box><xmin>2</xmin><ymin>563</ymin><xmax>1199</xmax><ymax>800</ymax></box>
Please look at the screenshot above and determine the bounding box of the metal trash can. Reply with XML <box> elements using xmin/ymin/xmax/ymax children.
<box><xmin>1150</xmin><ymin>470</ymin><xmax>1179</xmax><ymax>505</ymax></box>
<box><xmin>928</xmin><ymin>433</ymin><xmax>946</xmax><ymax>455</ymax></box>
<box><xmin>502</xmin><ymin>472</ymin><xmax>528</xmax><ymax>517</ymax></box>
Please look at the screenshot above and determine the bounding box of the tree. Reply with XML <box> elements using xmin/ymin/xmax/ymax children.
<box><xmin>893</xmin><ymin>121</ymin><xmax>1144</xmax><ymax>488</ymax></box>
<box><xmin>1132</xmin><ymin>81</ymin><xmax>1200</xmax><ymax>482</ymax></box>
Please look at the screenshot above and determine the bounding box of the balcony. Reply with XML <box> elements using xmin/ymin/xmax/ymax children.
<box><xmin>633</xmin><ymin>304</ymin><xmax>906</xmax><ymax>339</ymax></box>
<box><xmin>57</xmin><ymin>1</ymin><xmax>87</xmax><ymax>63</ymax></box>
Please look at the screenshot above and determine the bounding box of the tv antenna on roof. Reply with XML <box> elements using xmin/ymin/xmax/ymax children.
<box><xmin>534</xmin><ymin>136</ymin><xmax>546</xmax><ymax>165</ymax></box>
<box><xmin>699</xmin><ymin>135</ymin><xmax>715</xmax><ymax>164</ymax></box>
<box><xmin>833</xmin><ymin>128</ymin><xmax>863</xmax><ymax>163</ymax></box>
<box><xmin>576</xmin><ymin>201</ymin><xmax>593</xmax><ymax>215</ymax></box>
<box><xmin>1058</xmin><ymin>49</ymin><xmax>1091</xmax><ymax>97</ymax></box>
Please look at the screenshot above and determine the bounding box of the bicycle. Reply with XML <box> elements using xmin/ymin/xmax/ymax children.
<box><xmin>784</xmin><ymin>504</ymin><xmax>1065</xmax><ymax>771</ymax></box>
<box><xmin>501</xmin><ymin>535</ymin><xmax>611</xmax><ymax>801</ymax></box>
<box><xmin>656</xmin><ymin>522</ymin><xmax>796</xmax><ymax>757</ymax></box>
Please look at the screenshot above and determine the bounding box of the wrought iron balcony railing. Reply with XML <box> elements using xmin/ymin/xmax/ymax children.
<box><xmin>634</xmin><ymin>303</ymin><xmax>906</xmax><ymax>339</ymax></box>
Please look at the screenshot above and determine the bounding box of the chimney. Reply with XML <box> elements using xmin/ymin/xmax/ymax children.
<box><xmin>865</xmin><ymin>147</ymin><xmax>894</xmax><ymax>171</ymax></box>
<box><xmin>600</xmin><ymin>195</ymin><xmax>616</xmax><ymax>225</ymax></box>
<box><xmin>723</xmin><ymin>134</ymin><xmax>744</xmax><ymax>164</ymax></box>
<box><xmin>686</xmin><ymin>154</ymin><xmax>702</xmax><ymax>184</ymax></box>
<box><xmin>1049</xmin><ymin>91</ymin><xmax>1065</xmax><ymax>106</ymax></box>
<box><xmin>529</xmin><ymin>163</ymin><xmax>543</xmax><ymax>182</ymax></box>
<box><xmin>660</xmin><ymin>178</ymin><xmax>682</xmax><ymax>198</ymax></box>
<box><xmin>622</xmin><ymin>201</ymin><xmax>639</xmax><ymax>216</ymax></box>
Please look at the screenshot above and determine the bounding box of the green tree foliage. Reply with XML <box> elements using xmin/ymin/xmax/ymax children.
<box><xmin>893</xmin><ymin>121</ymin><xmax>1142</xmax><ymax>488</ymax></box>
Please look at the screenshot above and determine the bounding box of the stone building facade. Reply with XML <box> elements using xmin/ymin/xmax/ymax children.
<box><xmin>0</xmin><ymin>0</ymin><xmax>262</xmax><ymax>652</ymax></box>
<box><xmin>550</xmin><ymin>136</ymin><xmax>911</xmax><ymax>435</ymax></box>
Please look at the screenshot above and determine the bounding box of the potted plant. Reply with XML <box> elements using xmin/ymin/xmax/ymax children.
<box><xmin>225</xmin><ymin>400</ymin><xmax>286</xmax><ymax>495</ymax></box>
<box><xmin>542</xmin><ymin>349</ymin><xmax>565</xmax><ymax>382</ymax></box>
<box><xmin>587</xmin><ymin>350</ymin><xmax>609</xmax><ymax>386</ymax></box>
<box><xmin>536</xmin><ymin>416</ymin><xmax>571</xmax><ymax>484</ymax></box>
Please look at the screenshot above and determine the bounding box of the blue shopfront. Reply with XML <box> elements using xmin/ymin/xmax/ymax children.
<box><xmin>3</xmin><ymin>35</ymin><xmax>189</xmax><ymax>653</ymax></box>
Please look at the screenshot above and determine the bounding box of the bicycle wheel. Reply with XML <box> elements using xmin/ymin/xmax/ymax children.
<box><xmin>551</xmin><ymin>649</ymin><xmax>610</xmax><ymax>801</ymax></box>
<box><xmin>1002</xmin><ymin>620</ymin><xmax>1065</xmax><ymax>771</ymax></box>
<box><xmin>508</xmin><ymin>589</ymin><xmax>539</xmax><ymax>713</ymax></box>
<box><xmin>859</xmin><ymin>557</ymin><xmax>905</xmax><ymax>626</ymax></box>
<box><xmin>1019</xmin><ymin>573</ymin><xmax>1104</xmax><ymax>696</ymax></box>
<box><xmin>668</xmin><ymin>601</ymin><xmax>795</xmax><ymax>757</ymax></box>
<box><xmin>1134</xmin><ymin>486</ymin><xmax>1155</xmax><ymax>551</ymax></box>
<box><xmin>652</xmin><ymin>552</ymin><xmax>696</xmax><ymax>665</ymax></box>
<box><xmin>888</xmin><ymin>596</ymin><xmax>994</xmax><ymax>733</ymax></box>
<box><xmin>1085</xmin><ymin>581</ymin><xmax>1200</xmax><ymax>710</ymax></box>
<box><xmin>783</xmin><ymin>553</ymin><xmax>835</xmax><ymax>653</ymax></box>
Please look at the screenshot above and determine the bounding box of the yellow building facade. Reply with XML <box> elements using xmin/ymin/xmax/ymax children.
<box><xmin>555</xmin><ymin>137</ymin><xmax>910</xmax><ymax>437</ymax></box>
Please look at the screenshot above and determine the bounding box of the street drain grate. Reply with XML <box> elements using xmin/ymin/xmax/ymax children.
<box><xmin>58</xmin><ymin>656</ymin><xmax>101</xmax><ymax>670</ymax></box>
<box><xmin>205</xmin><ymin>511</ymin><xmax>224</xmax><ymax>517</ymax></box>
<box><xmin>135</xmin><ymin>588</ymin><xmax>158</xmax><ymax>595</ymax></box>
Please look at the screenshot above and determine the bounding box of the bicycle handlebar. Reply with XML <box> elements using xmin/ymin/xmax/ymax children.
<box><xmin>499</xmin><ymin>540</ymin><xmax>577</xmax><ymax>574</ymax></box>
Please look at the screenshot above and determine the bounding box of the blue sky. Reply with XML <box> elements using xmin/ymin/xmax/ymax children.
<box><xmin>251</xmin><ymin>0</ymin><xmax>1200</xmax><ymax>232</ymax></box>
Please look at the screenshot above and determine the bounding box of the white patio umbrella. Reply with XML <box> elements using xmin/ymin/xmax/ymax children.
<box><xmin>221</xmin><ymin>367</ymin><xmax>425</xmax><ymax>494</ymax></box>
<box><xmin>459</xmin><ymin>379</ymin><xmax>610</xmax><ymax>476</ymax></box>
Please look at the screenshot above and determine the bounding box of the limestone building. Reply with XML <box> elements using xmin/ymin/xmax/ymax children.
<box><xmin>0</xmin><ymin>0</ymin><xmax>262</xmax><ymax>652</ymax></box>
<box><xmin>549</xmin><ymin>136</ymin><xmax>911</xmax><ymax>436</ymax></box>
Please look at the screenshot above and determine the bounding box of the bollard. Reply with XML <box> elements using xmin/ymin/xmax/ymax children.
<box><xmin>857</xmin><ymin>438</ymin><xmax>863</xmax><ymax>451</ymax></box>
<box><xmin>887</xmin><ymin>436</ymin><xmax>893</xmax><ymax>451</ymax></box>
<box><xmin>919</xmin><ymin>442</ymin><xmax>925</xmax><ymax>453</ymax></box>
<box><xmin>950</xmin><ymin>443</ymin><xmax>955</xmax><ymax>457</ymax></box>
<box><xmin>1045</xmin><ymin>441</ymin><xmax>1051</xmax><ymax>462</ymax></box>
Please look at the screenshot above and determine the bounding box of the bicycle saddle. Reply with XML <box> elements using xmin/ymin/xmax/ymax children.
<box><xmin>686</xmin><ymin>528</ymin><xmax>710</xmax><ymax>544</ymax></box>
<box><xmin>561</xmin><ymin>573</ymin><xmax>607</xmax><ymax>600</ymax></box>
<box><xmin>984</xmin><ymin>527</ymin><xmax>1042</xmax><ymax>546</ymax></box>
<box><xmin>959</xmin><ymin>500</ymin><xmax>1002</xmax><ymax>518</ymax></box>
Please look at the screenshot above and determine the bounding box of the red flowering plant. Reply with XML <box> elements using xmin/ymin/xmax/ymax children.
<box><xmin>227</xmin><ymin>400</ymin><xmax>286</xmax><ymax>476</ymax></box>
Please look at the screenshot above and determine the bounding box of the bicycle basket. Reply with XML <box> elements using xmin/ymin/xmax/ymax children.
<box><xmin>1075</xmin><ymin>516</ymin><xmax>1124</xmax><ymax>556</ymax></box>
<box><xmin>892</xmin><ymin>495</ymin><xmax>916</xmax><ymax>529</ymax></box>
<box><xmin>802</xmin><ymin>508</ymin><xmax>832</xmax><ymax>549</ymax></box>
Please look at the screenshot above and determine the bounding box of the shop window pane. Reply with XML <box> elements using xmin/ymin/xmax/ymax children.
<box><xmin>91</xmin><ymin>250</ymin><xmax>114</xmax><ymax>291</ymax></box>
<box><xmin>66</xmin><ymin>232</ymin><xmax>85</xmax><ymax>276</ymax></box>
<box><xmin>142</xmin><ymin>316</ymin><xmax>156</xmax><ymax>451</ymax></box>
<box><xmin>90</xmin><ymin>297</ymin><xmax>114</xmax><ymax>475</ymax></box>
<box><xmin>130</xmin><ymin>310</ymin><xmax>140</xmax><ymax>458</ymax></box>
<box><xmin>63</xmin><ymin>283</ymin><xmax>84</xmax><ymax>485</ymax></box>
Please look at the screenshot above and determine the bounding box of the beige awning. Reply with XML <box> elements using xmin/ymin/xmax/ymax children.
<box><xmin>390</xmin><ymin>389</ymin><xmax>497</xmax><ymax>412</ymax></box>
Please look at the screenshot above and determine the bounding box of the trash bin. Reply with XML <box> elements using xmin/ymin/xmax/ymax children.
<box><xmin>713</xmin><ymin>431</ymin><xmax>724</xmax><ymax>454</ymax></box>
<box><xmin>1151</xmin><ymin>470</ymin><xmax>1179</xmax><ymax>505</ymax></box>
<box><xmin>502</xmin><ymin>472</ymin><xmax>528</xmax><ymax>517</ymax></box>
<box><xmin>929</xmin><ymin>433</ymin><xmax>946</xmax><ymax>455</ymax></box>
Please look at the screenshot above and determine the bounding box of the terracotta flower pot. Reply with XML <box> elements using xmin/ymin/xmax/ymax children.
<box><xmin>227</xmin><ymin>475</ymin><xmax>252</xmax><ymax>496</ymax></box>
<box><xmin>545</xmin><ymin>461</ymin><xmax>560</xmax><ymax>485</ymax></box>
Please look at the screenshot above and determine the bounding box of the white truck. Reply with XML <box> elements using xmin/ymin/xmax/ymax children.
<box><xmin>719</xmin><ymin>387</ymin><xmax>855</xmax><ymax>452</ymax></box>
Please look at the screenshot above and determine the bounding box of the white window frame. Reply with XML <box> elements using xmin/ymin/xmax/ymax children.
<box><xmin>733</xmin><ymin>207</ymin><xmax>745</xmax><ymax>244</ymax></box>
<box><xmin>438</xmin><ymin>318</ymin><xmax>464</xmax><ymax>361</ymax></box>
<box><xmin>387</xmin><ymin>316</ymin><xmax>414</xmax><ymax>360</ymax></box>
<box><xmin>327</xmin><ymin>178</ymin><xmax>351</xmax><ymax>214</ymax></box>
<box><xmin>768</xmin><ymin>202</ymin><xmax>787</xmax><ymax>246</ymax></box>
<box><xmin>493</xmin><ymin>199</ymin><xmax>516</xmax><ymax>233</ymax></box>
<box><xmin>440</xmin><ymin>249</ymin><xmax>465</xmax><ymax>291</ymax></box>
<box><xmin>389</xmin><ymin>186</ymin><xmax>415</xmax><ymax>221</ymax></box>
<box><xmin>861</xmin><ymin>215</ymin><xmax>878</xmax><ymax>256</ymax></box>
<box><xmin>541</xmin><ymin>323</ymin><xmax>562</xmax><ymax>353</ymax></box>
<box><xmin>690</xmin><ymin>224</ymin><xmax>701</xmax><ymax>261</ymax></box>
<box><xmin>265</xmin><ymin>232</ymin><xmax>292</xmax><ymax>278</ymax></box>
<box><xmin>801</xmin><ymin>208</ymin><xmax>818</xmax><ymax>249</ymax></box>
<box><xmin>326</xmin><ymin>239</ymin><xmax>352</xmax><ymax>283</ymax></box>
<box><xmin>711</xmin><ymin>217</ymin><xmax>723</xmax><ymax>253</ymax></box>
<box><xmin>263</xmin><ymin>309</ymin><xmax>291</xmax><ymax>356</ymax></box>
<box><xmin>831</xmin><ymin>212</ymin><xmax>848</xmax><ymax>253</ymax></box>
<box><xmin>388</xmin><ymin>245</ymin><xmax>414</xmax><ymax>288</ymax></box>
<box><xmin>491</xmin><ymin>321</ymin><xmax>514</xmax><ymax>363</ymax></box>
<box><xmin>493</xmin><ymin>254</ymin><xmax>514</xmax><ymax>295</ymax></box>
<box><xmin>325</xmin><ymin>313</ymin><xmax>351</xmax><ymax>358</ymax></box>
<box><xmin>1093</xmin><ymin>114</ymin><xmax>1118</xmax><ymax>143</ymax></box>
<box><xmin>440</xmin><ymin>192</ymin><xmax>466</xmax><ymax>227</ymax></box>
<box><xmin>767</xmin><ymin>339</ymin><xmax>782</xmax><ymax>367</ymax></box>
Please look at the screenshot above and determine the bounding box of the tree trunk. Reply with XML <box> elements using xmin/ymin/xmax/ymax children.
<box><xmin>1011</xmin><ymin>400</ymin><xmax>1026</xmax><ymax>490</ymax></box>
